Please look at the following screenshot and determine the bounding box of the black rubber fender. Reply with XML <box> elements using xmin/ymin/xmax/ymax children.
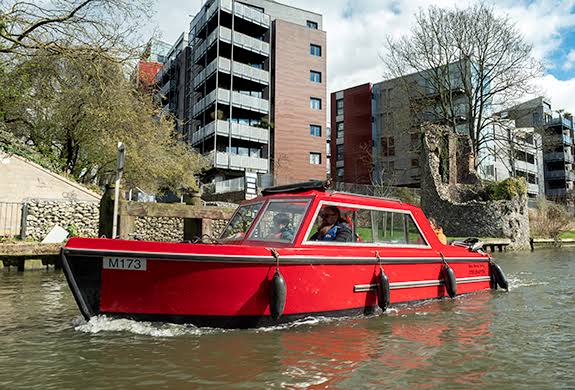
<box><xmin>376</xmin><ymin>268</ymin><xmax>390</xmax><ymax>311</ymax></box>
<box><xmin>270</xmin><ymin>269</ymin><xmax>287</xmax><ymax>320</ymax></box>
<box><xmin>443</xmin><ymin>263</ymin><xmax>457</xmax><ymax>298</ymax></box>
<box><xmin>490</xmin><ymin>261</ymin><xmax>509</xmax><ymax>291</ymax></box>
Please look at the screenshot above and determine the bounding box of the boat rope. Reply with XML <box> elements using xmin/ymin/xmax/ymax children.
<box><xmin>268</xmin><ymin>248</ymin><xmax>280</xmax><ymax>271</ymax></box>
<box><xmin>437</xmin><ymin>251</ymin><xmax>447</xmax><ymax>265</ymax></box>
<box><xmin>375</xmin><ymin>250</ymin><xmax>383</xmax><ymax>270</ymax></box>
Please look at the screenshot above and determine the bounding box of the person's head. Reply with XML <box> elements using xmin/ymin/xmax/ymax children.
<box><xmin>429</xmin><ymin>217</ymin><xmax>438</xmax><ymax>229</ymax></box>
<box><xmin>320</xmin><ymin>206</ymin><xmax>341</xmax><ymax>225</ymax></box>
<box><xmin>273</xmin><ymin>213</ymin><xmax>290</xmax><ymax>227</ymax></box>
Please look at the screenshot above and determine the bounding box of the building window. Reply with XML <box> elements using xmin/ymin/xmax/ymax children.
<box><xmin>336</xmin><ymin>98</ymin><xmax>344</xmax><ymax>116</ymax></box>
<box><xmin>310</xmin><ymin>152</ymin><xmax>321</xmax><ymax>165</ymax></box>
<box><xmin>411</xmin><ymin>158</ymin><xmax>419</xmax><ymax>168</ymax></box>
<box><xmin>336</xmin><ymin>167</ymin><xmax>344</xmax><ymax>179</ymax></box>
<box><xmin>310</xmin><ymin>124</ymin><xmax>322</xmax><ymax>137</ymax></box>
<box><xmin>336</xmin><ymin>145</ymin><xmax>344</xmax><ymax>161</ymax></box>
<box><xmin>382</xmin><ymin>137</ymin><xmax>395</xmax><ymax>156</ymax></box>
<box><xmin>336</xmin><ymin>122</ymin><xmax>344</xmax><ymax>138</ymax></box>
<box><xmin>310</xmin><ymin>44</ymin><xmax>322</xmax><ymax>56</ymax></box>
<box><xmin>310</xmin><ymin>70</ymin><xmax>321</xmax><ymax>83</ymax></box>
<box><xmin>310</xmin><ymin>97</ymin><xmax>322</xmax><ymax>110</ymax></box>
<box><xmin>306</xmin><ymin>20</ymin><xmax>318</xmax><ymax>29</ymax></box>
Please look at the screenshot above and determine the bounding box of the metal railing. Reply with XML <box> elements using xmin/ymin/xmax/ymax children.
<box><xmin>0</xmin><ymin>202</ymin><xmax>25</xmax><ymax>238</ymax></box>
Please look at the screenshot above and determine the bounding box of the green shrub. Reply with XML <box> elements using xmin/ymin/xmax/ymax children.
<box><xmin>484</xmin><ymin>177</ymin><xmax>527</xmax><ymax>200</ymax></box>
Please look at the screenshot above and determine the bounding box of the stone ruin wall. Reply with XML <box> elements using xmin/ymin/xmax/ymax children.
<box><xmin>420</xmin><ymin>129</ymin><xmax>530</xmax><ymax>250</ymax></box>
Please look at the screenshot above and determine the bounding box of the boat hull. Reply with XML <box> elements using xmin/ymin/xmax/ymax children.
<box><xmin>62</xmin><ymin>248</ymin><xmax>492</xmax><ymax>329</ymax></box>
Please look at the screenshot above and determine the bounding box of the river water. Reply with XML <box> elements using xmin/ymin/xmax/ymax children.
<box><xmin>1</xmin><ymin>248</ymin><xmax>574</xmax><ymax>389</ymax></box>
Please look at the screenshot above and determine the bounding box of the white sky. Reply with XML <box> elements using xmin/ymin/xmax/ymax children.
<box><xmin>150</xmin><ymin>0</ymin><xmax>575</xmax><ymax>115</ymax></box>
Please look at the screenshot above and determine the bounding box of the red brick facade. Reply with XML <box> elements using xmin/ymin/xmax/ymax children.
<box><xmin>273</xmin><ymin>20</ymin><xmax>327</xmax><ymax>185</ymax></box>
<box><xmin>330</xmin><ymin>83</ymin><xmax>373</xmax><ymax>184</ymax></box>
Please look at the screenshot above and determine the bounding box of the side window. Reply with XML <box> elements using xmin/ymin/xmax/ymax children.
<box><xmin>373</xmin><ymin>210</ymin><xmax>406</xmax><ymax>244</ymax></box>
<box><xmin>353</xmin><ymin>209</ymin><xmax>373</xmax><ymax>243</ymax></box>
<box><xmin>405</xmin><ymin>214</ymin><xmax>426</xmax><ymax>245</ymax></box>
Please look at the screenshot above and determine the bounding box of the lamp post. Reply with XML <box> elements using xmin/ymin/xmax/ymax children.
<box><xmin>112</xmin><ymin>142</ymin><xmax>126</xmax><ymax>239</ymax></box>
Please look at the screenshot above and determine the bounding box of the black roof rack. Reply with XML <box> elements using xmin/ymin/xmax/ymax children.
<box><xmin>261</xmin><ymin>180</ymin><xmax>328</xmax><ymax>195</ymax></box>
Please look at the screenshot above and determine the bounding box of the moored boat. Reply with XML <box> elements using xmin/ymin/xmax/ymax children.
<box><xmin>62</xmin><ymin>181</ymin><xmax>507</xmax><ymax>328</ymax></box>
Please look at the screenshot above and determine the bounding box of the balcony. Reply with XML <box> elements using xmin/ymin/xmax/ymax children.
<box><xmin>190</xmin><ymin>0</ymin><xmax>219</xmax><ymax>34</ymax></box>
<box><xmin>563</xmin><ymin>134</ymin><xmax>573</xmax><ymax>145</ymax></box>
<box><xmin>193</xmin><ymin>26</ymin><xmax>270</xmax><ymax>64</ymax></box>
<box><xmin>545</xmin><ymin>151</ymin><xmax>574</xmax><ymax>163</ymax></box>
<box><xmin>193</xmin><ymin>57</ymin><xmax>269</xmax><ymax>89</ymax></box>
<box><xmin>547</xmin><ymin>116</ymin><xmax>573</xmax><ymax>129</ymax></box>
<box><xmin>206</xmin><ymin>151</ymin><xmax>268</xmax><ymax>173</ymax></box>
<box><xmin>514</xmin><ymin>160</ymin><xmax>537</xmax><ymax>174</ymax></box>
<box><xmin>545</xmin><ymin>170</ymin><xmax>575</xmax><ymax>180</ymax></box>
<box><xmin>192</xmin><ymin>120</ymin><xmax>269</xmax><ymax>145</ymax></box>
<box><xmin>527</xmin><ymin>183</ymin><xmax>540</xmax><ymax>195</ymax></box>
<box><xmin>221</xmin><ymin>0</ymin><xmax>270</xmax><ymax>28</ymax></box>
<box><xmin>546</xmin><ymin>188</ymin><xmax>567</xmax><ymax>197</ymax></box>
<box><xmin>192</xmin><ymin>88</ymin><xmax>269</xmax><ymax>117</ymax></box>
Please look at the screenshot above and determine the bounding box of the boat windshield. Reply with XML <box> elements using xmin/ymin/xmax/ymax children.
<box><xmin>220</xmin><ymin>202</ymin><xmax>263</xmax><ymax>241</ymax></box>
<box><xmin>248</xmin><ymin>200</ymin><xmax>309</xmax><ymax>243</ymax></box>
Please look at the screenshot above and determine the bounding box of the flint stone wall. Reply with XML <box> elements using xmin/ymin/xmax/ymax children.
<box><xmin>24</xmin><ymin>199</ymin><xmax>232</xmax><ymax>242</ymax></box>
<box><xmin>420</xmin><ymin>131</ymin><xmax>530</xmax><ymax>250</ymax></box>
<box><xmin>26</xmin><ymin>200</ymin><xmax>100</xmax><ymax>240</ymax></box>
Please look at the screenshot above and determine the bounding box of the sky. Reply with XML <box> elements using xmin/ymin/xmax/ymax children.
<box><xmin>150</xmin><ymin>0</ymin><xmax>575</xmax><ymax>115</ymax></box>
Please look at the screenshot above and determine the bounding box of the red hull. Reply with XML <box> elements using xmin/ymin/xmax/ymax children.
<box><xmin>63</xmin><ymin>238</ymin><xmax>492</xmax><ymax>328</ymax></box>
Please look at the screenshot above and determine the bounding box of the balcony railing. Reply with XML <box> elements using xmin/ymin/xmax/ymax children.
<box><xmin>545</xmin><ymin>170</ymin><xmax>575</xmax><ymax>180</ymax></box>
<box><xmin>192</xmin><ymin>120</ymin><xmax>269</xmax><ymax>145</ymax></box>
<box><xmin>527</xmin><ymin>183</ymin><xmax>540</xmax><ymax>195</ymax></box>
<box><xmin>547</xmin><ymin>116</ymin><xmax>573</xmax><ymax>129</ymax></box>
<box><xmin>546</xmin><ymin>188</ymin><xmax>567</xmax><ymax>197</ymax></box>
<box><xmin>192</xmin><ymin>26</ymin><xmax>269</xmax><ymax>64</ymax></box>
<box><xmin>193</xmin><ymin>57</ymin><xmax>269</xmax><ymax>89</ymax></box>
<box><xmin>220</xmin><ymin>0</ymin><xmax>270</xmax><ymax>28</ymax></box>
<box><xmin>192</xmin><ymin>88</ymin><xmax>269</xmax><ymax>117</ymax></box>
<box><xmin>206</xmin><ymin>151</ymin><xmax>268</xmax><ymax>173</ymax></box>
<box><xmin>545</xmin><ymin>151</ymin><xmax>574</xmax><ymax>163</ymax></box>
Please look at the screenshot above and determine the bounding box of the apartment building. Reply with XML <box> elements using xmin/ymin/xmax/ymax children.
<box><xmin>331</xmin><ymin>69</ymin><xmax>550</xmax><ymax>196</ymax></box>
<box><xmin>330</xmin><ymin>83</ymin><xmax>373</xmax><ymax>184</ymax></box>
<box><xmin>157</xmin><ymin>0</ymin><xmax>327</xmax><ymax>186</ymax></box>
<box><xmin>155</xmin><ymin>33</ymin><xmax>191</xmax><ymax>136</ymax></box>
<box><xmin>136</xmin><ymin>39</ymin><xmax>171</xmax><ymax>90</ymax></box>
<box><xmin>502</xmin><ymin>97</ymin><xmax>575</xmax><ymax>201</ymax></box>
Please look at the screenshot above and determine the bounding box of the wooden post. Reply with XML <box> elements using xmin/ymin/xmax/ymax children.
<box><xmin>118</xmin><ymin>198</ymin><xmax>135</xmax><ymax>240</ymax></box>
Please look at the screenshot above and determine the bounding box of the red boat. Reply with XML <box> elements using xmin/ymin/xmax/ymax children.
<box><xmin>62</xmin><ymin>181</ymin><xmax>508</xmax><ymax>328</ymax></box>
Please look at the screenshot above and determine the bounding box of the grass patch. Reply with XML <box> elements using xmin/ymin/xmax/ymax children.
<box><xmin>560</xmin><ymin>230</ymin><xmax>575</xmax><ymax>239</ymax></box>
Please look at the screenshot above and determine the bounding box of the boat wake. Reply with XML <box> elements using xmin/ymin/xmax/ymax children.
<box><xmin>74</xmin><ymin>315</ymin><xmax>215</xmax><ymax>337</ymax></box>
<box><xmin>73</xmin><ymin>314</ymin><xmax>354</xmax><ymax>336</ymax></box>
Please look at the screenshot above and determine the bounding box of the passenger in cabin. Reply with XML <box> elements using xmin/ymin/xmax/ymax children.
<box><xmin>268</xmin><ymin>213</ymin><xmax>295</xmax><ymax>241</ymax></box>
<box><xmin>429</xmin><ymin>217</ymin><xmax>447</xmax><ymax>245</ymax></box>
<box><xmin>310</xmin><ymin>205</ymin><xmax>352</xmax><ymax>242</ymax></box>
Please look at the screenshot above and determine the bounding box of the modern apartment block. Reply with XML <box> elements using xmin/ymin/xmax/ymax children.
<box><xmin>480</xmin><ymin>115</ymin><xmax>544</xmax><ymax>197</ymax></box>
<box><xmin>330</xmin><ymin>83</ymin><xmax>373</xmax><ymax>184</ymax></box>
<box><xmin>155</xmin><ymin>33</ymin><xmax>191</xmax><ymax>136</ymax></box>
<box><xmin>331</xmin><ymin>72</ymin><xmax>551</xmax><ymax>198</ymax></box>
<box><xmin>159</xmin><ymin>0</ymin><xmax>327</xmax><ymax>186</ymax></box>
<box><xmin>502</xmin><ymin>97</ymin><xmax>575</xmax><ymax>201</ymax></box>
<box><xmin>136</xmin><ymin>39</ymin><xmax>171</xmax><ymax>90</ymax></box>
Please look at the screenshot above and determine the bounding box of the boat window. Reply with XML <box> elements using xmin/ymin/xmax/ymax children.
<box><xmin>305</xmin><ymin>203</ymin><xmax>427</xmax><ymax>246</ymax></box>
<box><xmin>248</xmin><ymin>200</ymin><xmax>309</xmax><ymax>243</ymax></box>
<box><xmin>220</xmin><ymin>202</ymin><xmax>263</xmax><ymax>241</ymax></box>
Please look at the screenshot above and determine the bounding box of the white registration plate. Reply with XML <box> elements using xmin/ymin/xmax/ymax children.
<box><xmin>103</xmin><ymin>257</ymin><xmax>147</xmax><ymax>271</ymax></box>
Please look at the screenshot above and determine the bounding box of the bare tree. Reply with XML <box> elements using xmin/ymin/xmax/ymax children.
<box><xmin>384</xmin><ymin>3</ymin><xmax>543</xmax><ymax>169</ymax></box>
<box><xmin>0</xmin><ymin>0</ymin><xmax>153</xmax><ymax>59</ymax></box>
